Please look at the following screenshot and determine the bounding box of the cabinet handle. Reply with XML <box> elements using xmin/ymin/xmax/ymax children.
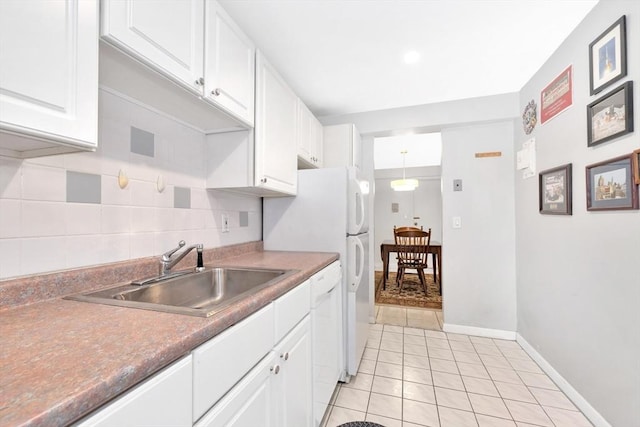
<box><xmin>195</xmin><ymin>77</ymin><xmax>204</xmax><ymax>86</ymax></box>
<box><xmin>270</xmin><ymin>365</ymin><xmax>280</xmax><ymax>374</ymax></box>
<box><xmin>211</xmin><ymin>88</ymin><xmax>221</xmax><ymax>96</ymax></box>
<box><xmin>280</xmin><ymin>352</ymin><xmax>289</xmax><ymax>361</ymax></box>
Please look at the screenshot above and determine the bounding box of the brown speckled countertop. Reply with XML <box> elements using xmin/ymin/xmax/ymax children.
<box><xmin>0</xmin><ymin>246</ymin><xmax>338</xmax><ymax>427</ymax></box>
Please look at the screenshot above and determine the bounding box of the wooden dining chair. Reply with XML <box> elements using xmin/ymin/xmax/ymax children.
<box><xmin>393</xmin><ymin>225</ymin><xmax>423</xmax><ymax>233</ymax></box>
<box><xmin>393</xmin><ymin>228</ymin><xmax>431</xmax><ymax>295</ymax></box>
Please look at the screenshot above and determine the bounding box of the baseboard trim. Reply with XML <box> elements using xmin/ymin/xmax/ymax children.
<box><xmin>516</xmin><ymin>333</ymin><xmax>612</xmax><ymax>427</ymax></box>
<box><xmin>442</xmin><ymin>323</ymin><xmax>516</xmax><ymax>340</ymax></box>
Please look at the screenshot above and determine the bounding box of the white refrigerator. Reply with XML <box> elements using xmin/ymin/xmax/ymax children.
<box><xmin>263</xmin><ymin>167</ymin><xmax>371</xmax><ymax>379</ymax></box>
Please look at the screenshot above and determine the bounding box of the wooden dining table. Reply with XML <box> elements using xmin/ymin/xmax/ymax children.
<box><xmin>380</xmin><ymin>240</ymin><xmax>442</xmax><ymax>291</ymax></box>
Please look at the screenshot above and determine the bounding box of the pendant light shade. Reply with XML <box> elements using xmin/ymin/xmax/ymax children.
<box><xmin>391</xmin><ymin>150</ymin><xmax>419</xmax><ymax>191</ymax></box>
<box><xmin>390</xmin><ymin>178</ymin><xmax>419</xmax><ymax>191</ymax></box>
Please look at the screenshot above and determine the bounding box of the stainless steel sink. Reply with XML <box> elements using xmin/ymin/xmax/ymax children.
<box><xmin>66</xmin><ymin>267</ymin><xmax>298</xmax><ymax>317</ymax></box>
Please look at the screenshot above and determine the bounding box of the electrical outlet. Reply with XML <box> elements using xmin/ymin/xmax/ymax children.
<box><xmin>222</xmin><ymin>214</ymin><xmax>230</xmax><ymax>233</ymax></box>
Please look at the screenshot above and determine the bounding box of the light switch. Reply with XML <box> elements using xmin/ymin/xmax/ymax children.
<box><xmin>453</xmin><ymin>179</ymin><xmax>462</xmax><ymax>191</ymax></box>
<box><xmin>452</xmin><ymin>216</ymin><xmax>462</xmax><ymax>228</ymax></box>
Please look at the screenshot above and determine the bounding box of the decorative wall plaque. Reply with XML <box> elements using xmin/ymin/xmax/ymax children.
<box><xmin>522</xmin><ymin>100</ymin><xmax>537</xmax><ymax>135</ymax></box>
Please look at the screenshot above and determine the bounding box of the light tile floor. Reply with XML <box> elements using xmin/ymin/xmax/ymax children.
<box><xmin>375</xmin><ymin>305</ymin><xmax>444</xmax><ymax>330</ymax></box>
<box><xmin>321</xmin><ymin>306</ymin><xmax>593</xmax><ymax>427</ymax></box>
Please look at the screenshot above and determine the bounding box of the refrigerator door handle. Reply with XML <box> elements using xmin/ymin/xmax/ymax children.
<box><xmin>348</xmin><ymin>177</ymin><xmax>366</xmax><ymax>234</ymax></box>
<box><xmin>355</xmin><ymin>188</ymin><xmax>365</xmax><ymax>233</ymax></box>
<box><xmin>349</xmin><ymin>236</ymin><xmax>364</xmax><ymax>292</ymax></box>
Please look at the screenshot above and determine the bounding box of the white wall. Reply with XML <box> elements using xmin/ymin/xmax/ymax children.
<box><xmin>321</xmin><ymin>92</ymin><xmax>519</xmax><ymax>135</ymax></box>
<box><xmin>515</xmin><ymin>1</ymin><xmax>640</xmax><ymax>425</ymax></box>
<box><xmin>0</xmin><ymin>89</ymin><xmax>261</xmax><ymax>280</ymax></box>
<box><xmin>321</xmin><ymin>93</ymin><xmax>520</xmax><ymax>334</ymax></box>
<box><xmin>441</xmin><ymin>122</ymin><xmax>517</xmax><ymax>333</ymax></box>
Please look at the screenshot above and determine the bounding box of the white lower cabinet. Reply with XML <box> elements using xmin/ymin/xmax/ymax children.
<box><xmin>273</xmin><ymin>316</ymin><xmax>312</xmax><ymax>427</ymax></box>
<box><xmin>195</xmin><ymin>351</ymin><xmax>277</xmax><ymax>427</ymax></box>
<box><xmin>197</xmin><ymin>316</ymin><xmax>312</xmax><ymax>427</ymax></box>
<box><xmin>76</xmin><ymin>276</ymin><xmax>318</xmax><ymax>427</ymax></box>
<box><xmin>74</xmin><ymin>356</ymin><xmax>192</xmax><ymax>426</ymax></box>
<box><xmin>192</xmin><ymin>304</ymin><xmax>275</xmax><ymax>422</ymax></box>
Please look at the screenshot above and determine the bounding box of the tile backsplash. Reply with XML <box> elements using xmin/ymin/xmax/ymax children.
<box><xmin>0</xmin><ymin>89</ymin><xmax>261</xmax><ymax>280</ymax></box>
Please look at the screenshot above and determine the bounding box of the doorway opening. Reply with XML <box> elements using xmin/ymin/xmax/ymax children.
<box><xmin>372</xmin><ymin>132</ymin><xmax>443</xmax><ymax>329</ymax></box>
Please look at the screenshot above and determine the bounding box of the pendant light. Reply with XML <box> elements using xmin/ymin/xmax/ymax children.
<box><xmin>390</xmin><ymin>150</ymin><xmax>419</xmax><ymax>191</ymax></box>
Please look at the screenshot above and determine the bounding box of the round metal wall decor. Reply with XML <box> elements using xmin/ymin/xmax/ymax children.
<box><xmin>522</xmin><ymin>99</ymin><xmax>537</xmax><ymax>135</ymax></box>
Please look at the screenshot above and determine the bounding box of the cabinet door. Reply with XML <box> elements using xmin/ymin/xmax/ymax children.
<box><xmin>312</xmin><ymin>115</ymin><xmax>324</xmax><ymax>167</ymax></box>
<box><xmin>296</xmin><ymin>99</ymin><xmax>314</xmax><ymax>166</ymax></box>
<box><xmin>0</xmin><ymin>0</ymin><xmax>98</xmax><ymax>152</ymax></box>
<box><xmin>204</xmin><ymin>0</ymin><xmax>255</xmax><ymax>126</ymax></box>
<box><xmin>273</xmin><ymin>316</ymin><xmax>312</xmax><ymax>427</ymax></box>
<box><xmin>351</xmin><ymin>125</ymin><xmax>362</xmax><ymax>170</ymax></box>
<box><xmin>196</xmin><ymin>352</ymin><xmax>278</xmax><ymax>427</ymax></box>
<box><xmin>192</xmin><ymin>304</ymin><xmax>274</xmax><ymax>421</ymax></box>
<box><xmin>101</xmin><ymin>0</ymin><xmax>204</xmax><ymax>93</ymax></box>
<box><xmin>323</xmin><ymin>123</ymin><xmax>361</xmax><ymax>170</ymax></box>
<box><xmin>255</xmin><ymin>51</ymin><xmax>298</xmax><ymax>195</ymax></box>
<box><xmin>75</xmin><ymin>356</ymin><xmax>192</xmax><ymax>427</ymax></box>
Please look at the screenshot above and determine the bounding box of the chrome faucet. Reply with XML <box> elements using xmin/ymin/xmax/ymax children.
<box><xmin>159</xmin><ymin>240</ymin><xmax>204</xmax><ymax>276</ymax></box>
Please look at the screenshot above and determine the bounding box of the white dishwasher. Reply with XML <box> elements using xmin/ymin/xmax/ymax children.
<box><xmin>310</xmin><ymin>261</ymin><xmax>342</xmax><ymax>427</ymax></box>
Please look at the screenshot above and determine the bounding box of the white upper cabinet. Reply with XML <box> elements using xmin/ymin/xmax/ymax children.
<box><xmin>205</xmin><ymin>51</ymin><xmax>298</xmax><ymax>196</ymax></box>
<box><xmin>312</xmin><ymin>117</ymin><xmax>324</xmax><ymax>167</ymax></box>
<box><xmin>100</xmin><ymin>0</ymin><xmax>254</xmax><ymax>132</ymax></box>
<box><xmin>254</xmin><ymin>51</ymin><xmax>298</xmax><ymax>195</ymax></box>
<box><xmin>0</xmin><ymin>0</ymin><xmax>99</xmax><ymax>158</ymax></box>
<box><xmin>101</xmin><ymin>0</ymin><xmax>205</xmax><ymax>94</ymax></box>
<box><xmin>204</xmin><ymin>1</ymin><xmax>255</xmax><ymax>127</ymax></box>
<box><xmin>323</xmin><ymin>123</ymin><xmax>362</xmax><ymax>170</ymax></box>
<box><xmin>296</xmin><ymin>100</ymin><xmax>323</xmax><ymax>169</ymax></box>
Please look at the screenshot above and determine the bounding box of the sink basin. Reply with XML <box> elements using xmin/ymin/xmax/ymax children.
<box><xmin>66</xmin><ymin>267</ymin><xmax>298</xmax><ymax>317</ymax></box>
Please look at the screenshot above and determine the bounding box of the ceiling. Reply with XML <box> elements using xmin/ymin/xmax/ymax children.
<box><xmin>219</xmin><ymin>0</ymin><xmax>598</xmax><ymax>118</ymax></box>
<box><xmin>374</xmin><ymin>133</ymin><xmax>442</xmax><ymax>170</ymax></box>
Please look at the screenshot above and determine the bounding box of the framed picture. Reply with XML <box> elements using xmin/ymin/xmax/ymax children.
<box><xmin>589</xmin><ymin>15</ymin><xmax>627</xmax><ymax>95</ymax></box>
<box><xmin>539</xmin><ymin>164</ymin><xmax>572</xmax><ymax>215</ymax></box>
<box><xmin>586</xmin><ymin>154</ymin><xmax>639</xmax><ymax>211</ymax></box>
<box><xmin>540</xmin><ymin>65</ymin><xmax>572</xmax><ymax>124</ymax></box>
<box><xmin>633</xmin><ymin>148</ymin><xmax>640</xmax><ymax>185</ymax></box>
<box><xmin>587</xmin><ymin>81</ymin><xmax>633</xmax><ymax>147</ymax></box>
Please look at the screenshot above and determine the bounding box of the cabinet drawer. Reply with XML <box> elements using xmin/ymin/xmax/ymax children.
<box><xmin>193</xmin><ymin>304</ymin><xmax>275</xmax><ymax>422</ymax></box>
<box><xmin>274</xmin><ymin>280</ymin><xmax>310</xmax><ymax>343</ymax></box>
<box><xmin>75</xmin><ymin>356</ymin><xmax>192</xmax><ymax>427</ymax></box>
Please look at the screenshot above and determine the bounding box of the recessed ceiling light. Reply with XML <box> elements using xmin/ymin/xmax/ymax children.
<box><xmin>403</xmin><ymin>50</ymin><xmax>420</xmax><ymax>64</ymax></box>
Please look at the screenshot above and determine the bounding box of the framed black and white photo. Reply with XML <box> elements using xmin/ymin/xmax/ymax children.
<box><xmin>586</xmin><ymin>154</ymin><xmax>638</xmax><ymax>211</ymax></box>
<box><xmin>539</xmin><ymin>164</ymin><xmax>572</xmax><ymax>215</ymax></box>
<box><xmin>589</xmin><ymin>15</ymin><xmax>627</xmax><ymax>95</ymax></box>
<box><xmin>587</xmin><ymin>81</ymin><xmax>633</xmax><ymax>147</ymax></box>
